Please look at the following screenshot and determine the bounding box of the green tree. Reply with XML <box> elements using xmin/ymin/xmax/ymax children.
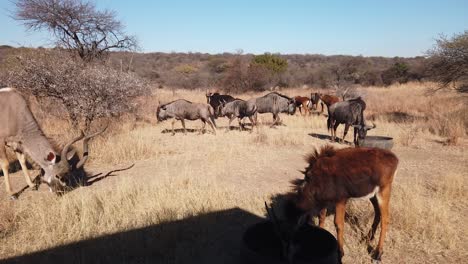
<box><xmin>251</xmin><ymin>53</ymin><xmax>288</xmax><ymax>73</ymax></box>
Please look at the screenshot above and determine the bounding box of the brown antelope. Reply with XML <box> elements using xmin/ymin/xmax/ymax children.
<box><xmin>309</xmin><ymin>93</ymin><xmax>340</xmax><ymax>114</ymax></box>
<box><xmin>0</xmin><ymin>87</ymin><xmax>106</xmax><ymax>199</ymax></box>
<box><xmin>294</xmin><ymin>96</ymin><xmax>311</xmax><ymax>116</ymax></box>
<box><xmin>285</xmin><ymin>145</ymin><xmax>398</xmax><ymax>262</ymax></box>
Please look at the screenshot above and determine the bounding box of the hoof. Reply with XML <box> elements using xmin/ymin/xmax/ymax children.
<box><xmin>10</xmin><ymin>194</ymin><xmax>18</xmax><ymax>200</ymax></box>
<box><xmin>371</xmin><ymin>249</ymin><xmax>382</xmax><ymax>262</ymax></box>
<box><xmin>31</xmin><ymin>184</ymin><xmax>39</xmax><ymax>191</ymax></box>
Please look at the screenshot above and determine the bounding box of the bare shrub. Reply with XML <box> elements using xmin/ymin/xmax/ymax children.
<box><xmin>3</xmin><ymin>49</ymin><xmax>148</xmax><ymax>130</ymax></box>
<box><xmin>13</xmin><ymin>0</ymin><xmax>137</xmax><ymax>62</ymax></box>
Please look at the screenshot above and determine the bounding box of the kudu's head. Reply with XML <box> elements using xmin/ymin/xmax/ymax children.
<box><xmin>41</xmin><ymin>126</ymin><xmax>107</xmax><ymax>193</ymax></box>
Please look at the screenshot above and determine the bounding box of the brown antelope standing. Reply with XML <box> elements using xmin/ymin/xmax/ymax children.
<box><xmin>286</xmin><ymin>145</ymin><xmax>398</xmax><ymax>262</ymax></box>
<box><xmin>0</xmin><ymin>87</ymin><xmax>106</xmax><ymax>199</ymax></box>
<box><xmin>294</xmin><ymin>96</ymin><xmax>311</xmax><ymax>116</ymax></box>
<box><xmin>309</xmin><ymin>93</ymin><xmax>340</xmax><ymax>115</ymax></box>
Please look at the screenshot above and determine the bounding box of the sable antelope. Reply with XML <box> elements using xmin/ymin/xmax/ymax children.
<box><xmin>156</xmin><ymin>99</ymin><xmax>217</xmax><ymax>135</ymax></box>
<box><xmin>254</xmin><ymin>92</ymin><xmax>296</xmax><ymax>127</ymax></box>
<box><xmin>219</xmin><ymin>99</ymin><xmax>257</xmax><ymax>132</ymax></box>
<box><xmin>0</xmin><ymin>88</ymin><xmax>106</xmax><ymax>199</ymax></box>
<box><xmin>205</xmin><ymin>90</ymin><xmax>236</xmax><ymax>117</ymax></box>
<box><xmin>327</xmin><ymin>97</ymin><xmax>376</xmax><ymax>145</ymax></box>
<box><xmin>286</xmin><ymin>145</ymin><xmax>399</xmax><ymax>262</ymax></box>
<box><xmin>294</xmin><ymin>96</ymin><xmax>311</xmax><ymax>116</ymax></box>
<box><xmin>309</xmin><ymin>93</ymin><xmax>340</xmax><ymax>115</ymax></box>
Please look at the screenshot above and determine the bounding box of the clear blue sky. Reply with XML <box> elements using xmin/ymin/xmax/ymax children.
<box><xmin>1</xmin><ymin>0</ymin><xmax>466</xmax><ymax>57</ymax></box>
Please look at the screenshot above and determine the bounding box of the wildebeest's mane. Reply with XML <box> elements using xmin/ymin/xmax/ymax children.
<box><xmin>159</xmin><ymin>99</ymin><xmax>193</xmax><ymax>108</ymax></box>
<box><xmin>347</xmin><ymin>96</ymin><xmax>366</xmax><ymax>111</ymax></box>
<box><xmin>263</xmin><ymin>92</ymin><xmax>292</xmax><ymax>100</ymax></box>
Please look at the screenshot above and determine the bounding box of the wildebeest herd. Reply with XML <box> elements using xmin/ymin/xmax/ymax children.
<box><xmin>0</xmin><ymin>87</ymin><xmax>396</xmax><ymax>262</ymax></box>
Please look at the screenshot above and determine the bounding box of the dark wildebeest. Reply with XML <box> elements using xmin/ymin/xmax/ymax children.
<box><xmin>156</xmin><ymin>99</ymin><xmax>217</xmax><ymax>135</ymax></box>
<box><xmin>327</xmin><ymin>97</ymin><xmax>375</xmax><ymax>145</ymax></box>
<box><xmin>254</xmin><ymin>92</ymin><xmax>296</xmax><ymax>127</ymax></box>
<box><xmin>284</xmin><ymin>145</ymin><xmax>398</xmax><ymax>262</ymax></box>
<box><xmin>0</xmin><ymin>87</ymin><xmax>106</xmax><ymax>199</ymax></box>
<box><xmin>219</xmin><ymin>99</ymin><xmax>258</xmax><ymax>132</ymax></box>
<box><xmin>205</xmin><ymin>90</ymin><xmax>236</xmax><ymax>117</ymax></box>
<box><xmin>294</xmin><ymin>96</ymin><xmax>311</xmax><ymax>116</ymax></box>
<box><xmin>309</xmin><ymin>93</ymin><xmax>340</xmax><ymax>115</ymax></box>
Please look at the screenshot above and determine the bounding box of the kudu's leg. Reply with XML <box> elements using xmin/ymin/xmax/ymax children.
<box><xmin>180</xmin><ymin>119</ymin><xmax>187</xmax><ymax>135</ymax></box>
<box><xmin>319</xmin><ymin>208</ymin><xmax>327</xmax><ymax>228</ymax></box>
<box><xmin>15</xmin><ymin>152</ymin><xmax>36</xmax><ymax>190</ymax></box>
<box><xmin>373</xmin><ymin>186</ymin><xmax>391</xmax><ymax>261</ymax></box>
<box><xmin>0</xmin><ymin>146</ymin><xmax>15</xmax><ymax>199</ymax></box>
<box><xmin>335</xmin><ymin>200</ymin><xmax>347</xmax><ymax>258</ymax></box>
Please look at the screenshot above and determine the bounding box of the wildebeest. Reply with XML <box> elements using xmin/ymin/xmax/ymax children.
<box><xmin>294</xmin><ymin>96</ymin><xmax>311</xmax><ymax>116</ymax></box>
<box><xmin>205</xmin><ymin>90</ymin><xmax>236</xmax><ymax>117</ymax></box>
<box><xmin>285</xmin><ymin>145</ymin><xmax>399</xmax><ymax>261</ymax></box>
<box><xmin>254</xmin><ymin>92</ymin><xmax>296</xmax><ymax>127</ymax></box>
<box><xmin>327</xmin><ymin>97</ymin><xmax>375</xmax><ymax>145</ymax></box>
<box><xmin>156</xmin><ymin>99</ymin><xmax>217</xmax><ymax>135</ymax></box>
<box><xmin>0</xmin><ymin>88</ymin><xmax>106</xmax><ymax>199</ymax></box>
<box><xmin>309</xmin><ymin>93</ymin><xmax>340</xmax><ymax>115</ymax></box>
<box><xmin>219</xmin><ymin>99</ymin><xmax>257</xmax><ymax>132</ymax></box>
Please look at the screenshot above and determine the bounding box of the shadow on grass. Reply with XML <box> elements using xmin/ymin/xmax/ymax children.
<box><xmin>308</xmin><ymin>133</ymin><xmax>353</xmax><ymax>145</ymax></box>
<box><xmin>1</xmin><ymin>208</ymin><xmax>264</xmax><ymax>264</ymax></box>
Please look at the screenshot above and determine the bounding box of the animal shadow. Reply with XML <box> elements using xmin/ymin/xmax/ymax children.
<box><xmin>1</xmin><ymin>208</ymin><xmax>264</xmax><ymax>264</ymax></box>
<box><xmin>308</xmin><ymin>133</ymin><xmax>353</xmax><ymax>145</ymax></box>
<box><xmin>161</xmin><ymin>128</ymin><xmax>198</xmax><ymax>134</ymax></box>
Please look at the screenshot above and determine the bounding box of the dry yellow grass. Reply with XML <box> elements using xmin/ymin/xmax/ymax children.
<box><xmin>0</xmin><ymin>83</ymin><xmax>467</xmax><ymax>263</ymax></box>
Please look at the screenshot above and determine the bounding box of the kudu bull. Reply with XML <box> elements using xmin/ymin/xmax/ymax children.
<box><xmin>0</xmin><ymin>88</ymin><xmax>106</xmax><ymax>199</ymax></box>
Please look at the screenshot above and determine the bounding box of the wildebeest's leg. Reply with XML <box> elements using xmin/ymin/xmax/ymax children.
<box><xmin>335</xmin><ymin>200</ymin><xmax>347</xmax><ymax>258</ymax></box>
<box><xmin>0</xmin><ymin>145</ymin><xmax>15</xmax><ymax>199</ymax></box>
<box><xmin>180</xmin><ymin>119</ymin><xmax>187</xmax><ymax>135</ymax></box>
<box><xmin>270</xmin><ymin>113</ymin><xmax>277</xmax><ymax>127</ymax></box>
<box><xmin>333</xmin><ymin>122</ymin><xmax>340</xmax><ymax>142</ymax></box>
<box><xmin>366</xmin><ymin>196</ymin><xmax>381</xmax><ymax>242</ymax></box>
<box><xmin>248</xmin><ymin>116</ymin><xmax>255</xmax><ymax>133</ymax></box>
<box><xmin>207</xmin><ymin>119</ymin><xmax>216</xmax><ymax>135</ymax></box>
<box><xmin>199</xmin><ymin>120</ymin><xmax>206</xmax><ymax>134</ymax></box>
<box><xmin>373</xmin><ymin>186</ymin><xmax>391</xmax><ymax>261</ymax></box>
<box><xmin>319</xmin><ymin>208</ymin><xmax>327</xmax><ymax>228</ymax></box>
<box><xmin>171</xmin><ymin>119</ymin><xmax>176</xmax><ymax>136</ymax></box>
<box><xmin>238</xmin><ymin>118</ymin><xmax>243</xmax><ymax>131</ymax></box>
<box><xmin>342</xmin><ymin>123</ymin><xmax>350</xmax><ymax>144</ymax></box>
<box><xmin>16</xmin><ymin>152</ymin><xmax>36</xmax><ymax>190</ymax></box>
<box><xmin>227</xmin><ymin>115</ymin><xmax>236</xmax><ymax>131</ymax></box>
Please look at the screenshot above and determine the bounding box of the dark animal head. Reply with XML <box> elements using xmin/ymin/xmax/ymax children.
<box><xmin>352</xmin><ymin>122</ymin><xmax>376</xmax><ymax>140</ymax></box>
<box><xmin>288</xmin><ymin>98</ymin><xmax>297</xmax><ymax>115</ymax></box>
<box><xmin>309</xmin><ymin>93</ymin><xmax>321</xmax><ymax>110</ymax></box>
<box><xmin>285</xmin><ymin>146</ymin><xmax>338</xmax><ymax>223</ymax></box>
<box><xmin>156</xmin><ymin>104</ymin><xmax>168</xmax><ymax>122</ymax></box>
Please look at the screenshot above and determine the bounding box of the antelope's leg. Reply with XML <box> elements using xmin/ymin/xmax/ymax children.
<box><xmin>180</xmin><ymin>119</ymin><xmax>187</xmax><ymax>135</ymax></box>
<box><xmin>208</xmin><ymin>120</ymin><xmax>216</xmax><ymax>135</ymax></box>
<box><xmin>15</xmin><ymin>152</ymin><xmax>35</xmax><ymax>189</ymax></box>
<box><xmin>334</xmin><ymin>200</ymin><xmax>347</xmax><ymax>258</ymax></box>
<box><xmin>171</xmin><ymin>119</ymin><xmax>176</xmax><ymax>136</ymax></box>
<box><xmin>367</xmin><ymin>196</ymin><xmax>381</xmax><ymax>242</ymax></box>
<box><xmin>342</xmin><ymin>124</ymin><xmax>350</xmax><ymax>143</ymax></box>
<box><xmin>0</xmin><ymin>146</ymin><xmax>14</xmax><ymax>197</ymax></box>
<box><xmin>200</xmin><ymin>120</ymin><xmax>206</xmax><ymax>134</ymax></box>
<box><xmin>248</xmin><ymin>116</ymin><xmax>255</xmax><ymax>133</ymax></box>
<box><xmin>374</xmin><ymin>186</ymin><xmax>391</xmax><ymax>261</ymax></box>
<box><xmin>319</xmin><ymin>208</ymin><xmax>327</xmax><ymax>228</ymax></box>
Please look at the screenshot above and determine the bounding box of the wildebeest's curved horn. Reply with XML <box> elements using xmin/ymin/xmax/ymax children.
<box><xmin>76</xmin><ymin>125</ymin><xmax>108</xmax><ymax>169</ymax></box>
<box><xmin>365</xmin><ymin>123</ymin><xmax>377</xmax><ymax>130</ymax></box>
<box><xmin>61</xmin><ymin>132</ymin><xmax>85</xmax><ymax>161</ymax></box>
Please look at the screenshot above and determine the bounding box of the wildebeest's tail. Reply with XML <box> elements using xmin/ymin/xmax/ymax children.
<box><xmin>208</xmin><ymin>105</ymin><xmax>217</xmax><ymax>128</ymax></box>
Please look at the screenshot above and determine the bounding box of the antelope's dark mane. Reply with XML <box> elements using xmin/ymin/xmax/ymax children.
<box><xmin>289</xmin><ymin>145</ymin><xmax>337</xmax><ymax>193</ymax></box>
